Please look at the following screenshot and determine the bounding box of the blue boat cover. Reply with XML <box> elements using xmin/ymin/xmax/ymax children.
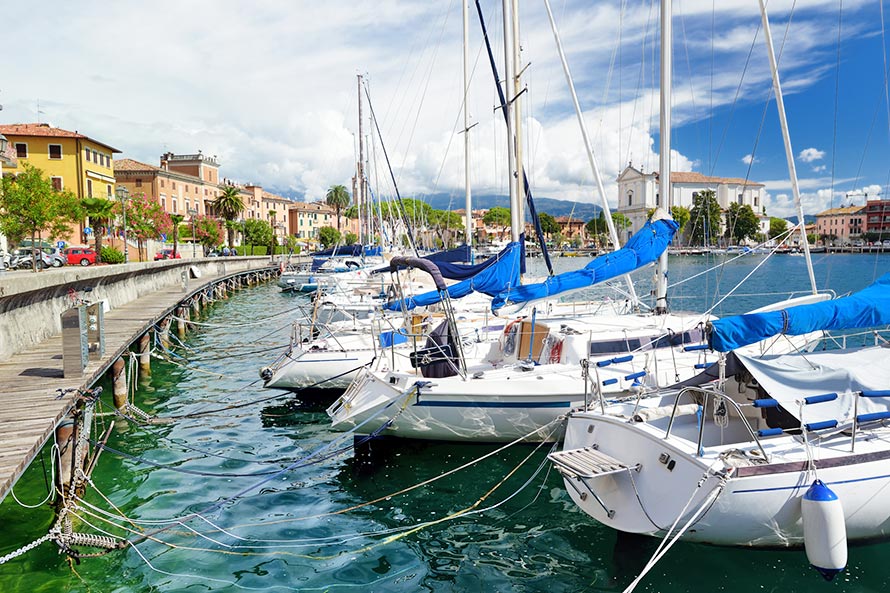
<box><xmin>709</xmin><ymin>273</ymin><xmax>890</xmax><ymax>352</ymax></box>
<box><xmin>384</xmin><ymin>241</ymin><xmax>522</xmax><ymax>311</ymax></box>
<box><xmin>374</xmin><ymin>244</ymin><xmax>498</xmax><ymax>279</ymax></box>
<box><xmin>312</xmin><ymin>244</ymin><xmax>363</xmax><ymax>257</ymax></box>
<box><xmin>490</xmin><ymin>217</ymin><xmax>679</xmax><ymax>312</ymax></box>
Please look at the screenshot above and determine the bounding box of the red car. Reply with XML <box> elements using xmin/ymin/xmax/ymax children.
<box><xmin>154</xmin><ymin>249</ymin><xmax>182</xmax><ymax>261</ymax></box>
<box><xmin>63</xmin><ymin>247</ymin><xmax>97</xmax><ymax>266</ymax></box>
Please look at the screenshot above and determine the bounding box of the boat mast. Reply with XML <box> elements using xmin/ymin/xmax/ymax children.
<box><xmin>463</xmin><ymin>0</ymin><xmax>474</xmax><ymax>260</ymax></box>
<box><xmin>502</xmin><ymin>0</ymin><xmax>521</xmax><ymax>243</ymax></box>
<box><xmin>654</xmin><ymin>0</ymin><xmax>672</xmax><ymax>314</ymax></box>
<box><xmin>758</xmin><ymin>0</ymin><xmax>817</xmax><ymax>295</ymax></box>
<box><xmin>511</xmin><ymin>0</ymin><xmax>525</xmax><ymax>238</ymax></box>
<box><xmin>543</xmin><ymin>0</ymin><xmax>639</xmax><ymax>305</ymax></box>
<box><xmin>357</xmin><ymin>74</ymin><xmax>367</xmax><ymax>246</ymax></box>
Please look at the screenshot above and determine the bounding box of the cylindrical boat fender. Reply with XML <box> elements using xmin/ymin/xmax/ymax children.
<box><xmin>802</xmin><ymin>479</ymin><xmax>847</xmax><ymax>581</ymax></box>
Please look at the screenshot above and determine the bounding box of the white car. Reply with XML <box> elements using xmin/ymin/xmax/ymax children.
<box><xmin>882</xmin><ymin>240</ymin><xmax>890</xmax><ymax>248</ymax></box>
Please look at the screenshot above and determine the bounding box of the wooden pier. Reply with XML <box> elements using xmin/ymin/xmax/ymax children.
<box><xmin>0</xmin><ymin>265</ymin><xmax>278</xmax><ymax>504</ymax></box>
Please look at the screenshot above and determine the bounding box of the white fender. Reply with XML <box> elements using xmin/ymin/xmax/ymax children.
<box><xmin>801</xmin><ymin>479</ymin><xmax>847</xmax><ymax>581</ymax></box>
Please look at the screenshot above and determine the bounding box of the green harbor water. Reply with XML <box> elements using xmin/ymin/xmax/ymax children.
<box><xmin>1</xmin><ymin>253</ymin><xmax>890</xmax><ymax>592</ymax></box>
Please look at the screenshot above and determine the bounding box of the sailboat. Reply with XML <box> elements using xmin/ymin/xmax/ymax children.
<box><xmin>551</xmin><ymin>274</ymin><xmax>890</xmax><ymax>565</ymax></box>
<box><xmin>324</xmin><ymin>0</ymin><xmax>829</xmax><ymax>443</ymax></box>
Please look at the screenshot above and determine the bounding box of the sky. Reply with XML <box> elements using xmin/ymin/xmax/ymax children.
<box><xmin>4</xmin><ymin>0</ymin><xmax>890</xmax><ymax>218</ymax></box>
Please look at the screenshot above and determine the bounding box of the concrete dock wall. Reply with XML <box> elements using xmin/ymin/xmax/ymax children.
<box><xmin>0</xmin><ymin>257</ymin><xmax>278</xmax><ymax>361</ymax></box>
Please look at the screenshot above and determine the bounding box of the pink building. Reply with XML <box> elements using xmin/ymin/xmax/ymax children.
<box><xmin>815</xmin><ymin>205</ymin><xmax>864</xmax><ymax>244</ymax></box>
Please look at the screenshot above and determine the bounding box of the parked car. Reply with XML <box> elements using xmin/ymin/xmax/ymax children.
<box><xmin>46</xmin><ymin>247</ymin><xmax>68</xmax><ymax>267</ymax></box>
<box><xmin>9</xmin><ymin>248</ymin><xmax>54</xmax><ymax>270</ymax></box>
<box><xmin>852</xmin><ymin>239</ymin><xmax>865</xmax><ymax>247</ymax></box>
<box><xmin>883</xmin><ymin>240</ymin><xmax>890</xmax><ymax>248</ymax></box>
<box><xmin>154</xmin><ymin>249</ymin><xmax>182</xmax><ymax>261</ymax></box>
<box><xmin>63</xmin><ymin>247</ymin><xmax>97</xmax><ymax>266</ymax></box>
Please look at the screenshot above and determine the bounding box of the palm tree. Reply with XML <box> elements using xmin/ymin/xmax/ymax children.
<box><xmin>325</xmin><ymin>185</ymin><xmax>351</xmax><ymax>231</ymax></box>
<box><xmin>170</xmin><ymin>214</ymin><xmax>185</xmax><ymax>258</ymax></box>
<box><xmin>82</xmin><ymin>197</ymin><xmax>116</xmax><ymax>263</ymax></box>
<box><xmin>213</xmin><ymin>186</ymin><xmax>245</xmax><ymax>248</ymax></box>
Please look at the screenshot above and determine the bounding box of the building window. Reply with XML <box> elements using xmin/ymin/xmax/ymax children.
<box><xmin>655</xmin><ymin>193</ymin><xmax>660</xmax><ymax>206</ymax></box>
<box><xmin>173</xmin><ymin>198</ymin><xmax>178</xmax><ymax>213</ymax></box>
<box><xmin>135</xmin><ymin>179</ymin><xmax>143</xmax><ymax>188</ymax></box>
<box><xmin>172</xmin><ymin>182</ymin><xmax>176</xmax><ymax>190</ymax></box>
<box><xmin>160</xmin><ymin>194</ymin><xmax>166</xmax><ymax>211</ymax></box>
<box><xmin>15</xmin><ymin>143</ymin><xmax>27</xmax><ymax>158</ymax></box>
<box><xmin>754</xmin><ymin>196</ymin><xmax>759</xmax><ymax>208</ymax></box>
<box><xmin>51</xmin><ymin>177</ymin><xmax>63</xmax><ymax>191</ymax></box>
<box><xmin>626</xmin><ymin>190</ymin><xmax>633</xmax><ymax>206</ymax></box>
<box><xmin>92</xmin><ymin>150</ymin><xmax>98</xmax><ymax>163</ymax></box>
<box><xmin>161</xmin><ymin>179</ymin><xmax>165</xmax><ymax>188</ymax></box>
<box><xmin>84</xmin><ymin>147</ymin><xmax>90</xmax><ymax>160</ymax></box>
<box><xmin>48</xmin><ymin>144</ymin><xmax>62</xmax><ymax>159</ymax></box>
<box><xmin>107</xmin><ymin>184</ymin><xmax>112</xmax><ymax>197</ymax></box>
<box><xmin>87</xmin><ymin>179</ymin><xmax>93</xmax><ymax>197</ymax></box>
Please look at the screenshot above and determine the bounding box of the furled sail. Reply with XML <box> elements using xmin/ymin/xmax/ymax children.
<box><xmin>490</xmin><ymin>212</ymin><xmax>679</xmax><ymax>314</ymax></box>
<box><xmin>384</xmin><ymin>241</ymin><xmax>522</xmax><ymax>311</ymax></box>
<box><xmin>708</xmin><ymin>273</ymin><xmax>890</xmax><ymax>352</ymax></box>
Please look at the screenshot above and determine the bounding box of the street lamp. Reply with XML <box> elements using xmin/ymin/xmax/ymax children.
<box><xmin>188</xmin><ymin>208</ymin><xmax>198</xmax><ymax>258</ymax></box>
<box><xmin>115</xmin><ymin>185</ymin><xmax>130</xmax><ymax>263</ymax></box>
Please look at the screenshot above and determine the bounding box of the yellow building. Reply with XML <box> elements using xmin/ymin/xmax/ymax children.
<box><xmin>0</xmin><ymin>123</ymin><xmax>120</xmax><ymax>199</ymax></box>
<box><xmin>0</xmin><ymin>123</ymin><xmax>120</xmax><ymax>243</ymax></box>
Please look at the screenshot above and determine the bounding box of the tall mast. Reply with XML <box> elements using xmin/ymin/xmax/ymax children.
<box><xmin>357</xmin><ymin>74</ymin><xmax>366</xmax><ymax>245</ymax></box>
<box><xmin>462</xmin><ymin>0</ymin><xmax>473</xmax><ymax>258</ymax></box>
<box><xmin>543</xmin><ymin>0</ymin><xmax>638</xmax><ymax>305</ymax></box>
<box><xmin>511</xmin><ymin>0</ymin><xmax>525</xmax><ymax>236</ymax></box>
<box><xmin>501</xmin><ymin>0</ymin><xmax>520</xmax><ymax>243</ymax></box>
<box><xmin>654</xmin><ymin>0</ymin><xmax>672</xmax><ymax>314</ymax></box>
<box><xmin>758</xmin><ymin>0</ymin><xmax>817</xmax><ymax>294</ymax></box>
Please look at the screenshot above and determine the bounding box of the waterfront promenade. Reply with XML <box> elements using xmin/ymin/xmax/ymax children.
<box><xmin>0</xmin><ymin>259</ymin><xmax>280</xmax><ymax>504</ymax></box>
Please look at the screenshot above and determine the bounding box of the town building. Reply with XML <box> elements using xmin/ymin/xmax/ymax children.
<box><xmin>616</xmin><ymin>165</ymin><xmax>765</xmax><ymax>241</ymax></box>
<box><xmin>815</xmin><ymin>205</ymin><xmax>865</xmax><ymax>245</ymax></box>
<box><xmin>114</xmin><ymin>155</ymin><xmax>220</xmax><ymax>218</ymax></box>
<box><xmin>0</xmin><ymin>123</ymin><xmax>120</xmax><ymax>243</ymax></box>
<box><xmin>864</xmin><ymin>198</ymin><xmax>890</xmax><ymax>237</ymax></box>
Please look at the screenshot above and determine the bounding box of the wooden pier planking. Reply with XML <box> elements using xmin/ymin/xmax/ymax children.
<box><xmin>0</xmin><ymin>267</ymin><xmax>273</xmax><ymax>504</ymax></box>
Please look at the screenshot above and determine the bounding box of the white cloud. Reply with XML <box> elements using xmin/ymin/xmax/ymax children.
<box><xmin>811</xmin><ymin>165</ymin><xmax>826</xmax><ymax>173</ymax></box>
<box><xmin>742</xmin><ymin>154</ymin><xmax>758</xmax><ymax>165</ymax></box>
<box><xmin>0</xmin><ymin>0</ymin><xmax>878</xmax><ymax>209</ymax></box>
<box><xmin>798</xmin><ymin>148</ymin><xmax>826</xmax><ymax>163</ymax></box>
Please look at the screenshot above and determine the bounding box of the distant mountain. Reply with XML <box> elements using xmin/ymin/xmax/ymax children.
<box><xmin>261</xmin><ymin>187</ymin><xmax>603</xmax><ymax>220</ymax></box>
<box><xmin>421</xmin><ymin>193</ymin><xmax>602</xmax><ymax>220</ymax></box>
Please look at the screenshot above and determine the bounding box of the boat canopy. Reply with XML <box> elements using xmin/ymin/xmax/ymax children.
<box><xmin>734</xmin><ymin>347</ymin><xmax>890</xmax><ymax>424</ymax></box>
<box><xmin>490</xmin><ymin>214</ymin><xmax>679</xmax><ymax>314</ymax></box>
<box><xmin>312</xmin><ymin>244</ymin><xmax>364</xmax><ymax>257</ymax></box>
<box><xmin>708</xmin><ymin>273</ymin><xmax>890</xmax><ymax>352</ymax></box>
<box><xmin>383</xmin><ymin>241</ymin><xmax>522</xmax><ymax>311</ymax></box>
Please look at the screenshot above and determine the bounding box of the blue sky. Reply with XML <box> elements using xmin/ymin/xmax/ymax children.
<box><xmin>2</xmin><ymin>0</ymin><xmax>888</xmax><ymax>218</ymax></box>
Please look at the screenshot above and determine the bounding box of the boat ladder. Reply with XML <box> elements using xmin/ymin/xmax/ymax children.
<box><xmin>549</xmin><ymin>446</ymin><xmax>639</xmax><ymax>518</ymax></box>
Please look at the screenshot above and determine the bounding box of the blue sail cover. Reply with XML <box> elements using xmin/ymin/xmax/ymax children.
<box><xmin>312</xmin><ymin>244</ymin><xmax>363</xmax><ymax>257</ymax></box>
<box><xmin>708</xmin><ymin>273</ymin><xmax>890</xmax><ymax>352</ymax></box>
<box><xmin>384</xmin><ymin>241</ymin><xmax>522</xmax><ymax>311</ymax></box>
<box><xmin>374</xmin><ymin>243</ymin><xmax>502</xmax><ymax>280</ymax></box>
<box><xmin>490</xmin><ymin>217</ymin><xmax>679</xmax><ymax>313</ymax></box>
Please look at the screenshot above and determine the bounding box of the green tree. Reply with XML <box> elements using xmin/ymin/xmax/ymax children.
<box><xmin>170</xmin><ymin>214</ymin><xmax>185</xmax><ymax>258</ymax></box>
<box><xmin>319</xmin><ymin>226</ymin><xmax>341</xmax><ymax>248</ymax></box>
<box><xmin>243</xmin><ymin>219</ymin><xmax>273</xmax><ymax>253</ymax></box>
<box><xmin>538</xmin><ymin>212</ymin><xmax>560</xmax><ymax>237</ymax></box>
<box><xmin>344</xmin><ymin>232</ymin><xmax>358</xmax><ymax>245</ymax></box>
<box><xmin>82</xmin><ymin>197</ymin><xmax>116</xmax><ymax>263</ymax></box>
<box><xmin>325</xmin><ymin>184</ymin><xmax>351</xmax><ymax>231</ymax></box>
<box><xmin>483</xmin><ymin>206</ymin><xmax>512</xmax><ymax>240</ymax></box>
<box><xmin>430</xmin><ymin>209</ymin><xmax>464</xmax><ymax>248</ymax></box>
<box><xmin>0</xmin><ymin>163</ymin><xmax>81</xmax><ymax>271</ymax></box>
<box><xmin>612</xmin><ymin>212</ymin><xmax>632</xmax><ymax>232</ymax></box>
<box><xmin>343</xmin><ymin>204</ymin><xmax>359</xmax><ymax>219</ymax></box>
<box><xmin>213</xmin><ymin>186</ymin><xmax>245</xmax><ymax>248</ymax></box>
<box><xmin>688</xmin><ymin>190</ymin><xmax>723</xmax><ymax>246</ymax></box>
<box><xmin>670</xmin><ymin>205</ymin><xmax>691</xmax><ymax>239</ymax></box>
<box><xmin>121</xmin><ymin>193</ymin><xmax>172</xmax><ymax>261</ymax></box>
<box><xmin>724</xmin><ymin>203</ymin><xmax>760</xmax><ymax>244</ymax></box>
<box><xmin>769</xmin><ymin>217</ymin><xmax>788</xmax><ymax>240</ymax></box>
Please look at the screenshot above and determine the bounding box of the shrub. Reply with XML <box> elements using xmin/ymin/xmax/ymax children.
<box><xmin>100</xmin><ymin>246</ymin><xmax>125</xmax><ymax>264</ymax></box>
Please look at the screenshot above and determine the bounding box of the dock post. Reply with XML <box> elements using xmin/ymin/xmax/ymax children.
<box><xmin>55</xmin><ymin>418</ymin><xmax>75</xmax><ymax>498</ymax></box>
<box><xmin>158</xmin><ymin>318</ymin><xmax>171</xmax><ymax>350</ymax></box>
<box><xmin>192</xmin><ymin>298</ymin><xmax>201</xmax><ymax>317</ymax></box>
<box><xmin>177</xmin><ymin>307</ymin><xmax>188</xmax><ymax>339</ymax></box>
<box><xmin>112</xmin><ymin>357</ymin><xmax>127</xmax><ymax>409</ymax></box>
<box><xmin>138</xmin><ymin>333</ymin><xmax>151</xmax><ymax>376</ymax></box>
